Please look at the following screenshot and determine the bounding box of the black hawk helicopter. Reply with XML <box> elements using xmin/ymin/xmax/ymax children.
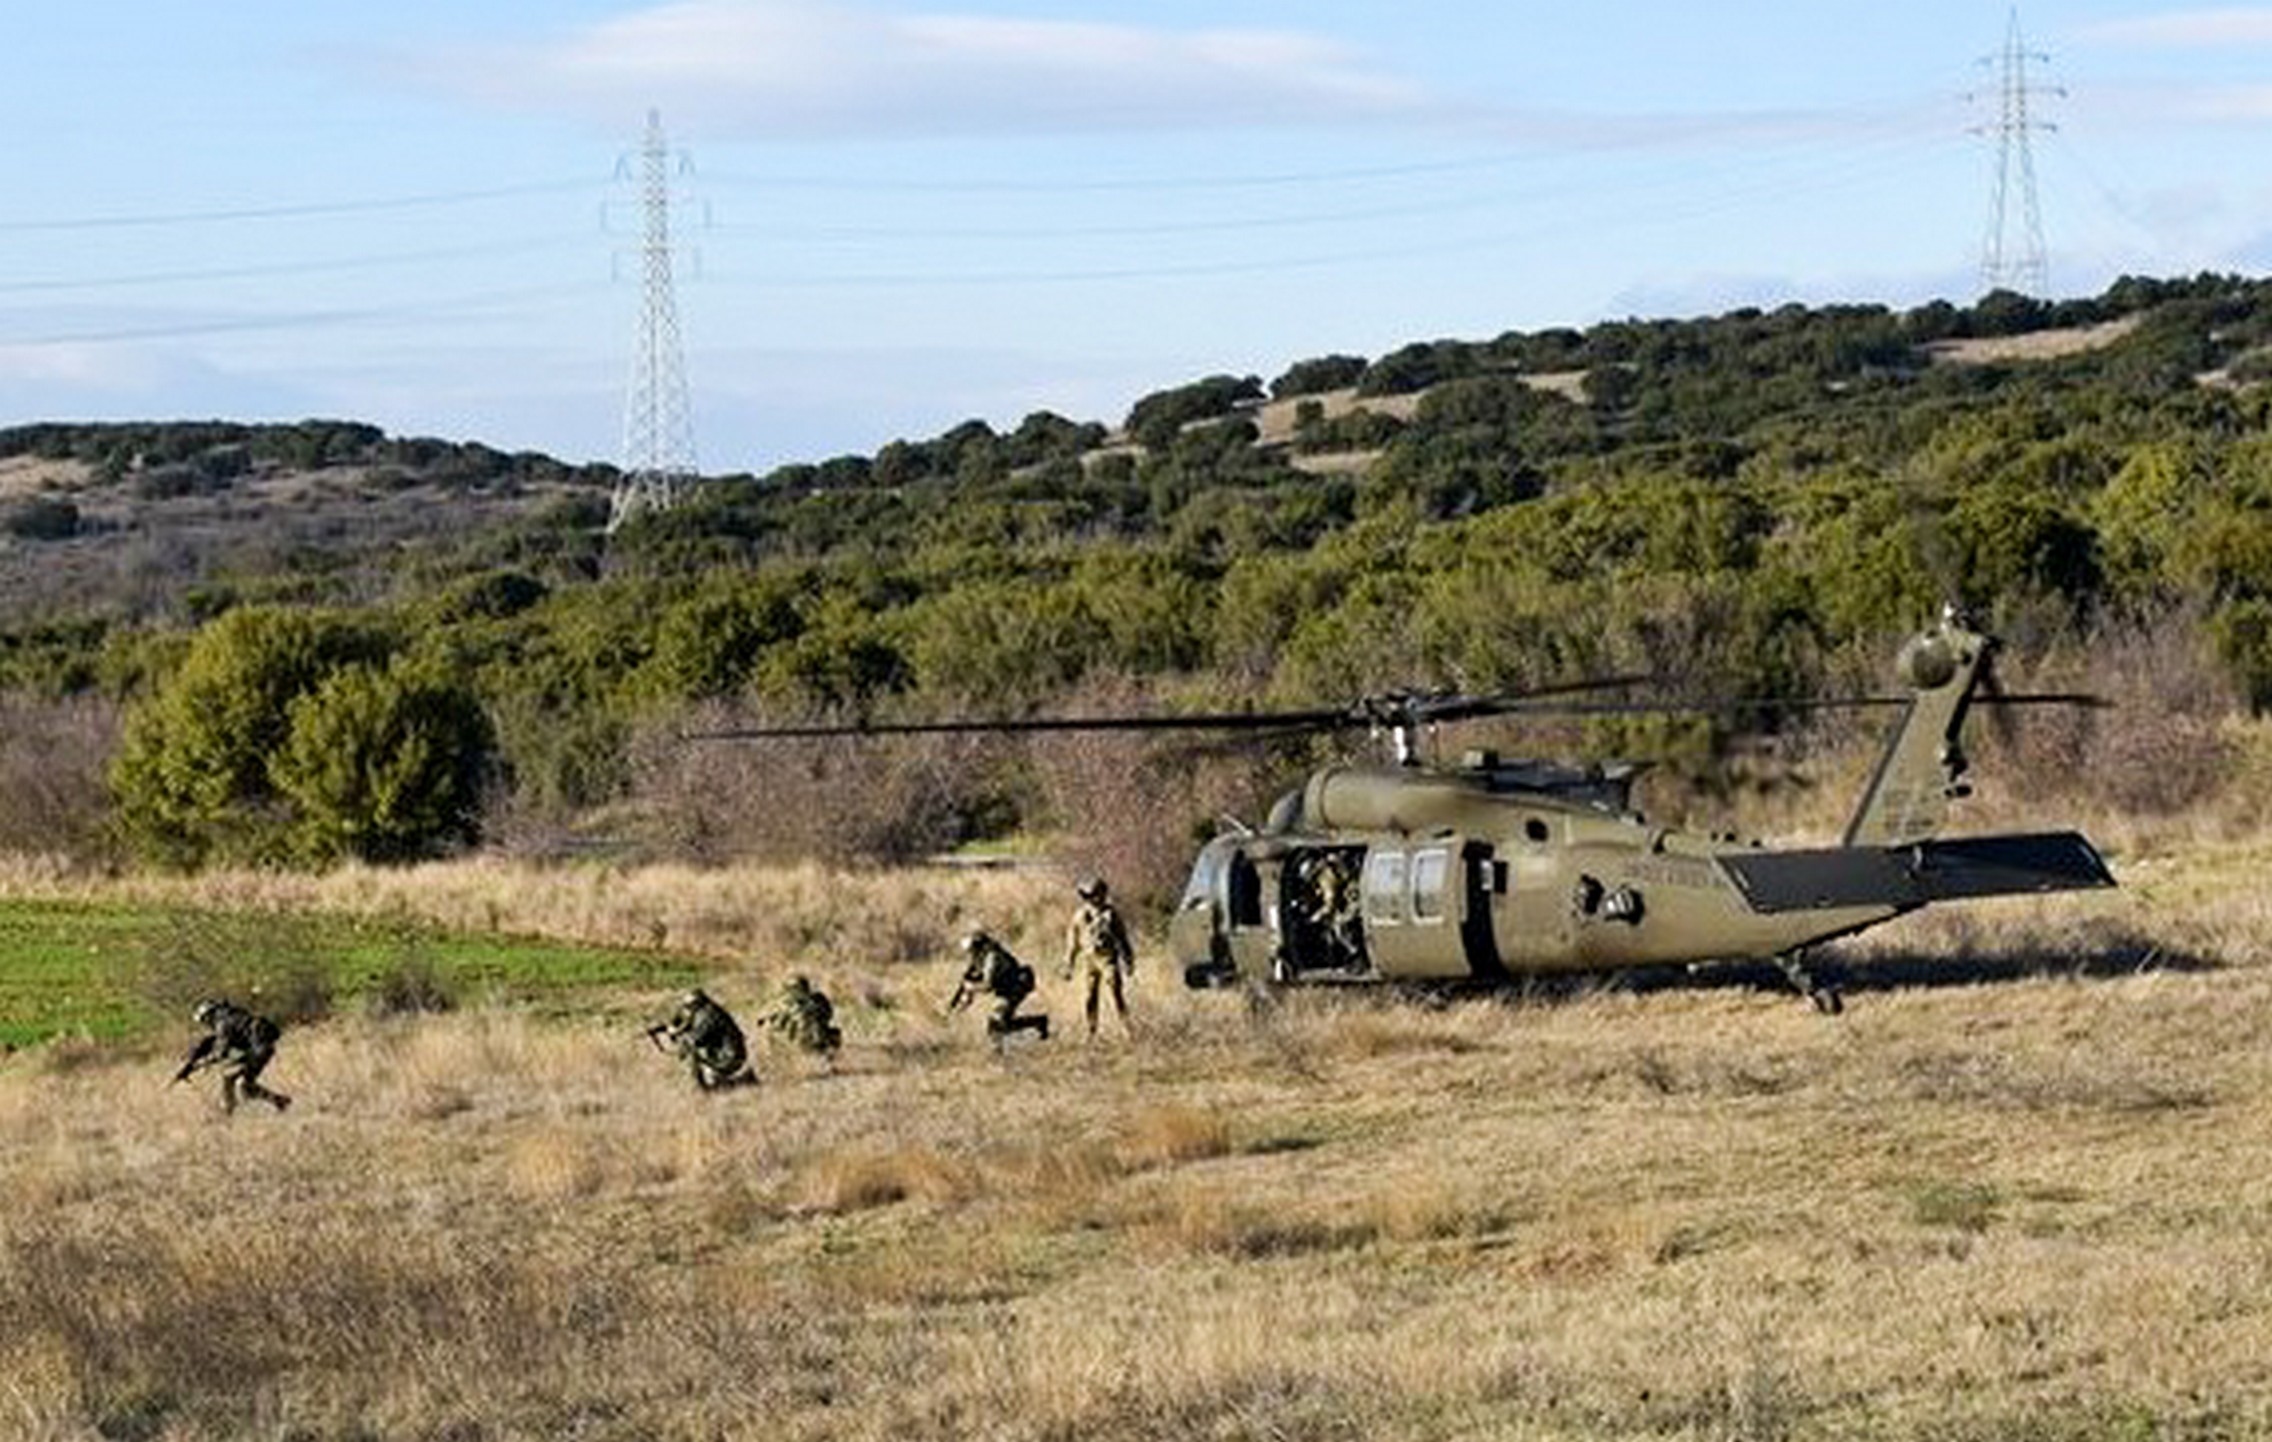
<box><xmin>695</xmin><ymin>609</ymin><xmax>2113</xmax><ymax>1012</ymax></box>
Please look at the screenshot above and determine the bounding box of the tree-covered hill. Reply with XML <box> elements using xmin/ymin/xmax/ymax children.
<box><xmin>3</xmin><ymin>273</ymin><xmax>2269</xmax><ymax>880</ymax></box>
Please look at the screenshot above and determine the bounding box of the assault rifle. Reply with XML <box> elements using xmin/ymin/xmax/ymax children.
<box><xmin>171</xmin><ymin>1037</ymin><xmax>219</xmax><ymax>1085</ymax></box>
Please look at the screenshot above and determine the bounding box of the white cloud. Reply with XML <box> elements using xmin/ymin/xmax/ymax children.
<box><xmin>415</xmin><ymin>0</ymin><xmax>1429</xmax><ymax>138</ymax></box>
<box><xmin>2078</xmin><ymin>8</ymin><xmax>2272</xmax><ymax>47</ymax></box>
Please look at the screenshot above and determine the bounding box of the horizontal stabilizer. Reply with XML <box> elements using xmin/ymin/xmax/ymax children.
<box><xmin>1720</xmin><ymin>832</ymin><xmax>2114</xmax><ymax>915</ymax></box>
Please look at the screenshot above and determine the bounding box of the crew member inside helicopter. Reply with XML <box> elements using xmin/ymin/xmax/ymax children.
<box><xmin>1281</xmin><ymin>848</ymin><xmax>1365</xmax><ymax>976</ymax></box>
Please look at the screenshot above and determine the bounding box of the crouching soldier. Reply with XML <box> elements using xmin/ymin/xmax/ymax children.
<box><xmin>647</xmin><ymin>988</ymin><xmax>753</xmax><ymax>1091</ymax></box>
<box><xmin>765</xmin><ymin>974</ymin><xmax>843</xmax><ymax>1060</ymax></box>
<box><xmin>948</xmin><ymin>931</ymin><xmax>1049</xmax><ymax>1044</ymax></box>
<box><xmin>173</xmin><ymin>997</ymin><xmax>292</xmax><ymax>1115</ymax></box>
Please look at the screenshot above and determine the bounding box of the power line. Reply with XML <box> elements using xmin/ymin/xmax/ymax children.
<box><xmin>0</xmin><ymin>280</ymin><xmax>601</xmax><ymax>350</ymax></box>
<box><xmin>0</xmin><ymin>234</ymin><xmax>586</xmax><ymax>295</ymax></box>
<box><xmin>692</xmin><ymin>105</ymin><xmax>1953</xmax><ymax>196</ymax></box>
<box><xmin>708</xmin><ymin>118</ymin><xmax>1951</xmax><ymax>249</ymax></box>
<box><xmin>0</xmin><ymin>179</ymin><xmax>604</xmax><ymax>234</ymax></box>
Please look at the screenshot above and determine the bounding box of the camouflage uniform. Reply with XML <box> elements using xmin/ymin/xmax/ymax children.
<box><xmin>173</xmin><ymin>998</ymin><xmax>292</xmax><ymax>1114</ymax></box>
<box><xmin>1308</xmin><ymin>853</ymin><xmax>1361</xmax><ymax>968</ymax></box>
<box><xmin>1063</xmin><ymin>877</ymin><xmax>1135</xmax><ymax>1038</ymax></box>
<box><xmin>765</xmin><ymin>975</ymin><xmax>843</xmax><ymax>1057</ymax></box>
<box><xmin>651</xmin><ymin>989</ymin><xmax>752</xmax><ymax>1090</ymax></box>
<box><xmin>950</xmin><ymin>932</ymin><xmax>1049</xmax><ymax>1042</ymax></box>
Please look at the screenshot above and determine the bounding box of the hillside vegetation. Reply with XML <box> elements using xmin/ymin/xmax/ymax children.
<box><xmin>2</xmin><ymin>274</ymin><xmax>2270</xmax><ymax>886</ymax></box>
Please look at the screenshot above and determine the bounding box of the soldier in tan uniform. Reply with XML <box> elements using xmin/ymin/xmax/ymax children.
<box><xmin>1062</xmin><ymin>876</ymin><xmax>1136</xmax><ymax>1039</ymax></box>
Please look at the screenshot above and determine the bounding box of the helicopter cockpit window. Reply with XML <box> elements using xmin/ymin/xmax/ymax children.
<box><xmin>1179</xmin><ymin>845</ymin><xmax>1223</xmax><ymax>911</ymax></box>
<box><xmin>1410</xmin><ymin>848</ymin><xmax>1451</xmax><ymax>924</ymax></box>
<box><xmin>1363</xmin><ymin>851</ymin><xmax>1407</xmax><ymax>926</ymax></box>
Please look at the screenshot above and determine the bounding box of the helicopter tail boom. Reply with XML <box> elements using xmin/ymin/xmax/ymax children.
<box><xmin>1719</xmin><ymin>831</ymin><xmax>2114</xmax><ymax>915</ymax></box>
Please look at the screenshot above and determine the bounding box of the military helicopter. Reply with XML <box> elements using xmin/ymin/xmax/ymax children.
<box><xmin>694</xmin><ymin>609</ymin><xmax>2114</xmax><ymax>1012</ymax></box>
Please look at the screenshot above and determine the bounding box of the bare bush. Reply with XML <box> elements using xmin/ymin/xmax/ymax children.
<box><xmin>1991</xmin><ymin>607</ymin><xmax>2238</xmax><ymax>816</ymax></box>
<box><xmin>622</xmin><ymin>702</ymin><xmax>1015</xmax><ymax>866</ymax></box>
<box><xmin>1026</xmin><ymin>676</ymin><xmax>1286</xmax><ymax>912</ymax></box>
<box><xmin>0</xmin><ymin>694</ymin><xmax>120</xmax><ymax>863</ymax></box>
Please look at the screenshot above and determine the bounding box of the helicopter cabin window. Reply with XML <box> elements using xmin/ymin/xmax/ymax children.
<box><xmin>1227</xmin><ymin>852</ymin><xmax>1262</xmax><ymax>927</ymax></box>
<box><xmin>1410</xmin><ymin>848</ymin><xmax>1451</xmax><ymax>924</ymax></box>
<box><xmin>1363</xmin><ymin>851</ymin><xmax>1407</xmax><ymax>926</ymax></box>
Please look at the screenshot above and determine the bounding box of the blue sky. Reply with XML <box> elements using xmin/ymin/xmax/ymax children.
<box><xmin>4</xmin><ymin>2</ymin><xmax>2269</xmax><ymax>471</ymax></box>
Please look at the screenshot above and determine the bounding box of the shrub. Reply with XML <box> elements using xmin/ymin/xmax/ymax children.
<box><xmin>2211</xmin><ymin>597</ymin><xmax>2272</xmax><ymax>713</ymax></box>
<box><xmin>109</xmin><ymin>608</ymin><xmax>492</xmax><ymax>867</ymax></box>
<box><xmin>270</xmin><ymin>658</ymin><xmax>496</xmax><ymax>863</ymax></box>
<box><xmin>2</xmin><ymin>495</ymin><xmax>80</xmax><ymax>540</ymax></box>
<box><xmin>111</xmin><ymin>607</ymin><xmax>391</xmax><ymax>867</ymax></box>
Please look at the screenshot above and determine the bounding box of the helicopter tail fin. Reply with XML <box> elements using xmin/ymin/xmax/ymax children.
<box><xmin>1841</xmin><ymin>611</ymin><xmax>1992</xmax><ymax>849</ymax></box>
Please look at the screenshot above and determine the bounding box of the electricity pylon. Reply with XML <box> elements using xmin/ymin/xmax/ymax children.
<box><xmin>610</xmin><ymin>108</ymin><xmax>697</xmax><ymax>534</ymax></box>
<box><xmin>1975</xmin><ymin>6</ymin><xmax>2060</xmax><ymax>297</ymax></box>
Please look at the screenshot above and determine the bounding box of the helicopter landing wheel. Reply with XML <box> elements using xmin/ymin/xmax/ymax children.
<box><xmin>1808</xmin><ymin>985</ymin><xmax>1845</xmax><ymax>1016</ymax></box>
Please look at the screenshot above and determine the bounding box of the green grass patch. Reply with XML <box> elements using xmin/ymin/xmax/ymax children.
<box><xmin>0</xmin><ymin>898</ymin><xmax>701</xmax><ymax>1048</ymax></box>
<box><xmin>1909</xmin><ymin>1178</ymin><xmax>2003</xmax><ymax>1234</ymax></box>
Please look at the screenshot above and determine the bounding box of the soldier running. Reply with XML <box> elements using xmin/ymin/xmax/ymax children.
<box><xmin>1063</xmin><ymin>876</ymin><xmax>1136</xmax><ymax>1039</ymax></box>
<box><xmin>172</xmin><ymin>997</ymin><xmax>292</xmax><ymax>1114</ymax></box>
<box><xmin>647</xmin><ymin>988</ymin><xmax>753</xmax><ymax>1090</ymax></box>
<box><xmin>949</xmin><ymin>931</ymin><xmax>1049</xmax><ymax>1043</ymax></box>
<box><xmin>764</xmin><ymin>974</ymin><xmax>843</xmax><ymax>1059</ymax></box>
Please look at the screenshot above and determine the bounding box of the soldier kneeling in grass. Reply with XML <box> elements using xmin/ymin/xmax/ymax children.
<box><xmin>948</xmin><ymin>931</ymin><xmax>1050</xmax><ymax>1045</ymax></box>
<box><xmin>173</xmin><ymin>997</ymin><xmax>293</xmax><ymax>1115</ymax></box>
<box><xmin>764</xmin><ymin>974</ymin><xmax>843</xmax><ymax>1062</ymax></box>
<box><xmin>648</xmin><ymin>988</ymin><xmax>754</xmax><ymax>1091</ymax></box>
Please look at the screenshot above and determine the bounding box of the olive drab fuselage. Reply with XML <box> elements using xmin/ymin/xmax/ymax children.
<box><xmin>1172</xmin><ymin>765</ymin><xmax>1897</xmax><ymax>987</ymax></box>
<box><xmin>1173</xmin><ymin>615</ymin><xmax>2115</xmax><ymax>993</ymax></box>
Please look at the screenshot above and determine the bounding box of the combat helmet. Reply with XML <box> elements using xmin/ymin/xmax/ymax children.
<box><xmin>192</xmin><ymin>998</ymin><xmax>222</xmax><ymax>1028</ymax></box>
<box><xmin>1076</xmin><ymin>876</ymin><xmax>1109</xmax><ymax>902</ymax></box>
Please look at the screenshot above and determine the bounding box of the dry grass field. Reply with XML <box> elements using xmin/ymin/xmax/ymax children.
<box><xmin>5</xmin><ymin>763</ymin><xmax>2272</xmax><ymax>1438</ymax></box>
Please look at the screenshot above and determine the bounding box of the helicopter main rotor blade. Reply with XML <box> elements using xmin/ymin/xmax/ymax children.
<box><xmin>682</xmin><ymin>707</ymin><xmax>1356</xmax><ymax>741</ymax></box>
<box><xmin>680</xmin><ymin>681</ymin><xmax>2107</xmax><ymax>743</ymax></box>
<box><xmin>683</xmin><ymin>672</ymin><xmax>1674</xmax><ymax>743</ymax></box>
<box><xmin>1399</xmin><ymin>674</ymin><xmax>1659</xmax><ymax>726</ymax></box>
